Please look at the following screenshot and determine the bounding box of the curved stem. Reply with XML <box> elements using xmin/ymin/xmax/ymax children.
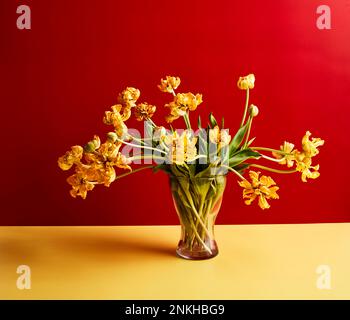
<box><xmin>183</xmin><ymin>112</ymin><xmax>191</xmax><ymax>130</ymax></box>
<box><xmin>116</xmin><ymin>138</ymin><xmax>167</xmax><ymax>155</ymax></box>
<box><xmin>243</xmin><ymin>116</ymin><xmax>253</xmax><ymax>148</ymax></box>
<box><xmin>188</xmin><ymin>218</ymin><xmax>212</xmax><ymax>254</ymax></box>
<box><xmin>127</xmin><ymin>155</ymin><xmax>165</xmax><ymax>162</ymax></box>
<box><xmin>177</xmin><ymin>182</ymin><xmax>211</xmax><ymax>240</ymax></box>
<box><xmin>190</xmin><ymin>154</ymin><xmax>207</xmax><ymax>162</ymax></box>
<box><xmin>240</xmin><ymin>88</ymin><xmax>250</xmax><ymax>127</ymax></box>
<box><xmin>128</xmin><ymin>134</ymin><xmax>153</xmax><ymax>142</ymax></box>
<box><xmin>147</xmin><ymin>118</ymin><xmax>157</xmax><ymax>127</ymax></box>
<box><xmin>249</xmin><ymin>164</ymin><xmax>296</xmax><ymax>174</ymax></box>
<box><xmin>251</xmin><ymin>147</ymin><xmax>292</xmax><ymax>156</ymax></box>
<box><xmin>115</xmin><ymin>165</ymin><xmax>154</xmax><ymax>180</ymax></box>
<box><xmin>261</xmin><ymin>154</ymin><xmax>286</xmax><ymax>163</ymax></box>
<box><xmin>221</xmin><ymin>165</ymin><xmax>246</xmax><ymax>180</ymax></box>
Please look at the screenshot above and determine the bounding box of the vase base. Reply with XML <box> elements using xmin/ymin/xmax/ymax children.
<box><xmin>176</xmin><ymin>240</ymin><xmax>219</xmax><ymax>260</ymax></box>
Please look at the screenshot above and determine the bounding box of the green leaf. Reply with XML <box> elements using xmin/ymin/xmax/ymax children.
<box><xmin>153</xmin><ymin>164</ymin><xmax>171</xmax><ymax>174</ymax></box>
<box><xmin>209</xmin><ymin>112</ymin><xmax>218</xmax><ymax>128</ymax></box>
<box><xmin>229</xmin><ymin>122</ymin><xmax>249</xmax><ymax>156</ymax></box>
<box><xmin>144</xmin><ymin>121</ymin><xmax>156</xmax><ymax>147</ymax></box>
<box><xmin>195</xmin><ymin>165</ymin><xmax>215</xmax><ymax>178</ymax></box>
<box><xmin>229</xmin><ymin>149</ymin><xmax>261</xmax><ymax>167</ymax></box>
<box><xmin>197</xmin><ymin>115</ymin><xmax>202</xmax><ymax>128</ymax></box>
<box><xmin>247</xmin><ymin>137</ymin><xmax>256</xmax><ymax>147</ymax></box>
<box><xmin>187</xmin><ymin>164</ymin><xmax>196</xmax><ymax>177</ymax></box>
<box><xmin>232</xmin><ymin>163</ymin><xmax>250</xmax><ymax>174</ymax></box>
<box><xmin>171</xmin><ymin>165</ymin><xmax>189</xmax><ymax>178</ymax></box>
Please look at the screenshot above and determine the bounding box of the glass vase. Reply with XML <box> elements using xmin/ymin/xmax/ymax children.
<box><xmin>169</xmin><ymin>174</ymin><xmax>227</xmax><ymax>260</ymax></box>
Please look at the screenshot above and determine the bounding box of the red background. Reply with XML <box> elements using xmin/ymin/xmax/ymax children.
<box><xmin>1</xmin><ymin>0</ymin><xmax>349</xmax><ymax>225</ymax></box>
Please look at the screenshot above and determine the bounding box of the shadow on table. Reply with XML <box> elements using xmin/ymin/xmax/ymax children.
<box><xmin>0</xmin><ymin>229</ymin><xmax>177</xmax><ymax>265</ymax></box>
<box><xmin>54</xmin><ymin>231</ymin><xmax>177</xmax><ymax>260</ymax></box>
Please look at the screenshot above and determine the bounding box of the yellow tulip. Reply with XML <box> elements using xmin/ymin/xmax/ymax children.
<box><xmin>134</xmin><ymin>102</ymin><xmax>157</xmax><ymax>121</ymax></box>
<box><xmin>272</xmin><ymin>141</ymin><xmax>296</xmax><ymax>168</ymax></box>
<box><xmin>158</xmin><ymin>76</ymin><xmax>181</xmax><ymax>93</ymax></box>
<box><xmin>118</xmin><ymin>87</ymin><xmax>140</xmax><ymax>108</ymax></box>
<box><xmin>103</xmin><ymin>105</ymin><xmax>128</xmax><ymax>138</ymax></box>
<box><xmin>238</xmin><ymin>171</ymin><xmax>279</xmax><ymax>210</ymax></box>
<box><xmin>209</xmin><ymin>126</ymin><xmax>231</xmax><ymax>147</ymax></box>
<box><xmin>164</xmin><ymin>131</ymin><xmax>198</xmax><ymax>164</ymax></box>
<box><xmin>164</xmin><ymin>93</ymin><xmax>202</xmax><ymax>123</ymax></box>
<box><xmin>294</xmin><ymin>152</ymin><xmax>320</xmax><ymax>182</ymax></box>
<box><xmin>302</xmin><ymin>131</ymin><xmax>324</xmax><ymax>158</ymax></box>
<box><xmin>237</xmin><ymin>74</ymin><xmax>255</xmax><ymax>90</ymax></box>
<box><xmin>58</xmin><ymin>145</ymin><xmax>83</xmax><ymax>171</ymax></box>
<box><xmin>67</xmin><ymin>171</ymin><xmax>95</xmax><ymax>199</ymax></box>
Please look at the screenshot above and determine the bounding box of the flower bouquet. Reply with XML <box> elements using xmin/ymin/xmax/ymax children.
<box><xmin>58</xmin><ymin>74</ymin><xmax>324</xmax><ymax>260</ymax></box>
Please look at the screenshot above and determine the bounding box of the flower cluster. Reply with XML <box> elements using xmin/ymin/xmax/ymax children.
<box><xmin>58</xmin><ymin>134</ymin><xmax>131</xmax><ymax>199</ymax></box>
<box><xmin>272</xmin><ymin>131</ymin><xmax>324</xmax><ymax>182</ymax></box>
<box><xmin>164</xmin><ymin>130</ymin><xmax>198</xmax><ymax>164</ymax></box>
<box><xmin>235</xmin><ymin>75</ymin><xmax>324</xmax><ymax>209</ymax></box>
<box><xmin>159</xmin><ymin>76</ymin><xmax>203</xmax><ymax>123</ymax></box>
<box><xmin>58</xmin><ymin>74</ymin><xmax>324</xmax><ymax>212</ymax></box>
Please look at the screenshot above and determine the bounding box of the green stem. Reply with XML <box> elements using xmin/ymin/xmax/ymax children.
<box><xmin>116</xmin><ymin>138</ymin><xmax>167</xmax><ymax>155</ymax></box>
<box><xmin>147</xmin><ymin>118</ymin><xmax>157</xmax><ymax>127</ymax></box>
<box><xmin>243</xmin><ymin>116</ymin><xmax>253</xmax><ymax>148</ymax></box>
<box><xmin>240</xmin><ymin>88</ymin><xmax>250</xmax><ymax>127</ymax></box>
<box><xmin>251</xmin><ymin>147</ymin><xmax>292</xmax><ymax>156</ymax></box>
<box><xmin>222</xmin><ymin>165</ymin><xmax>246</xmax><ymax>180</ymax></box>
<box><xmin>115</xmin><ymin>165</ymin><xmax>154</xmax><ymax>180</ymax></box>
<box><xmin>261</xmin><ymin>154</ymin><xmax>286</xmax><ymax>163</ymax></box>
<box><xmin>174</xmin><ymin>184</ymin><xmax>212</xmax><ymax>254</ymax></box>
<box><xmin>190</xmin><ymin>186</ymin><xmax>208</xmax><ymax>248</ymax></box>
<box><xmin>177</xmin><ymin>180</ymin><xmax>211</xmax><ymax>240</ymax></box>
<box><xmin>249</xmin><ymin>164</ymin><xmax>297</xmax><ymax>174</ymax></box>
<box><xmin>127</xmin><ymin>155</ymin><xmax>165</xmax><ymax>162</ymax></box>
<box><xmin>188</xmin><ymin>218</ymin><xmax>212</xmax><ymax>254</ymax></box>
<box><xmin>183</xmin><ymin>112</ymin><xmax>192</xmax><ymax>130</ymax></box>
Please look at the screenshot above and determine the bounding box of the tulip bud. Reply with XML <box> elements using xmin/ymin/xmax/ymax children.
<box><xmin>237</xmin><ymin>74</ymin><xmax>255</xmax><ymax>90</ymax></box>
<box><xmin>249</xmin><ymin>104</ymin><xmax>259</xmax><ymax>117</ymax></box>
<box><xmin>84</xmin><ymin>135</ymin><xmax>101</xmax><ymax>152</ymax></box>
<box><xmin>106</xmin><ymin>132</ymin><xmax>118</xmax><ymax>143</ymax></box>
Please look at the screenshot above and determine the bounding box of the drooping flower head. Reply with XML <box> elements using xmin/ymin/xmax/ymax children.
<box><xmin>272</xmin><ymin>141</ymin><xmax>296</xmax><ymax>168</ymax></box>
<box><xmin>301</xmin><ymin>131</ymin><xmax>324</xmax><ymax>158</ymax></box>
<box><xmin>272</xmin><ymin>132</ymin><xmax>324</xmax><ymax>182</ymax></box>
<box><xmin>67</xmin><ymin>170</ymin><xmax>95</xmax><ymax>199</ymax></box>
<box><xmin>294</xmin><ymin>152</ymin><xmax>320</xmax><ymax>182</ymax></box>
<box><xmin>238</xmin><ymin>171</ymin><xmax>279</xmax><ymax>210</ymax></box>
<box><xmin>103</xmin><ymin>105</ymin><xmax>128</xmax><ymax>138</ymax></box>
<box><xmin>58</xmin><ymin>145</ymin><xmax>84</xmax><ymax>171</ymax></box>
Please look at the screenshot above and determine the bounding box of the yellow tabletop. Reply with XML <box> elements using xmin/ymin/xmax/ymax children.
<box><xmin>0</xmin><ymin>224</ymin><xmax>349</xmax><ymax>300</ymax></box>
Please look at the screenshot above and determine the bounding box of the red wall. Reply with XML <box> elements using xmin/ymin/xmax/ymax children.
<box><xmin>1</xmin><ymin>0</ymin><xmax>349</xmax><ymax>225</ymax></box>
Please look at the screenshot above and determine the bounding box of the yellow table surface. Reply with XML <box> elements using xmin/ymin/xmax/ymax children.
<box><xmin>0</xmin><ymin>224</ymin><xmax>349</xmax><ymax>300</ymax></box>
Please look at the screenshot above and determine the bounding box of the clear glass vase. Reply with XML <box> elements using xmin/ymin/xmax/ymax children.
<box><xmin>169</xmin><ymin>174</ymin><xmax>227</xmax><ymax>260</ymax></box>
